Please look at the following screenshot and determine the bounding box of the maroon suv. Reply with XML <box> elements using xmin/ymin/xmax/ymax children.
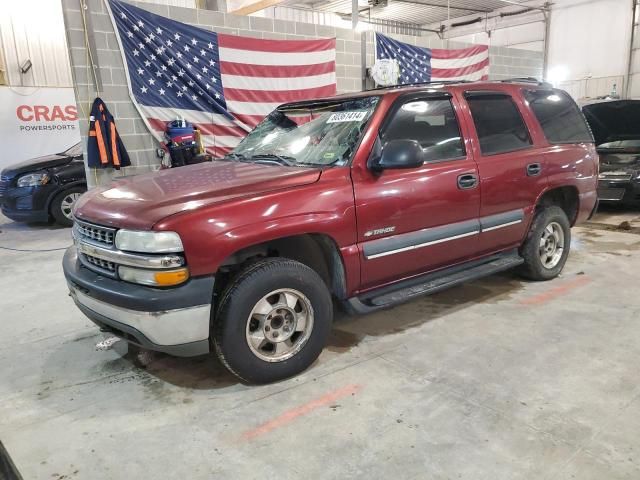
<box><xmin>63</xmin><ymin>80</ymin><xmax>598</xmax><ymax>383</ymax></box>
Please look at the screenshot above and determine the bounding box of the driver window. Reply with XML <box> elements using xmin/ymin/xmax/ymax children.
<box><xmin>382</xmin><ymin>98</ymin><xmax>465</xmax><ymax>162</ymax></box>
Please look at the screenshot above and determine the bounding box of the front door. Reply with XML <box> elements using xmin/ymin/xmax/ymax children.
<box><xmin>352</xmin><ymin>94</ymin><xmax>481</xmax><ymax>291</ymax></box>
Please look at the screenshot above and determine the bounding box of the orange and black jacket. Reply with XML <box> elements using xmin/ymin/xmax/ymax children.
<box><xmin>88</xmin><ymin>97</ymin><xmax>131</xmax><ymax>170</ymax></box>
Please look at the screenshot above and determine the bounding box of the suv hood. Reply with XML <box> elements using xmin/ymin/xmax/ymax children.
<box><xmin>1</xmin><ymin>153</ymin><xmax>72</xmax><ymax>178</ymax></box>
<box><xmin>582</xmin><ymin>100</ymin><xmax>640</xmax><ymax>146</ymax></box>
<box><xmin>74</xmin><ymin>160</ymin><xmax>322</xmax><ymax>230</ymax></box>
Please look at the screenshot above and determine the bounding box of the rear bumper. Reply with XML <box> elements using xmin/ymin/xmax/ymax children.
<box><xmin>63</xmin><ymin>247</ymin><xmax>214</xmax><ymax>357</ymax></box>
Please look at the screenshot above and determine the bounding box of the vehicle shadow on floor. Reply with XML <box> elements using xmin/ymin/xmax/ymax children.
<box><xmin>0</xmin><ymin>217</ymin><xmax>67</xmax><ymax>233</ymax></box>
<box><xmin>116</xmin><ymin>271</ymin><xmax>524</xmax><ymax>390</ymax></box>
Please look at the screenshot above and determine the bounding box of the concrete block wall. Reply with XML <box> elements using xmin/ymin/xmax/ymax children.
<box><xmin>62</xmin><ymin>0</ymin><xmax>542</xmax><ymax>186</ymax></box>
<box><xmin>62</xmin><ymin>0</ymin><xmax>364</xmax><ymax>185</ymax></box>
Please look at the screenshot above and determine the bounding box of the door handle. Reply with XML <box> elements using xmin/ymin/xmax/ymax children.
<box><xmin>457</xmin><ymin>173</ymin><xmax>478</xmax><ymax>190</ymax></box>
<box><xmin>527</xmin><ymin>163</ymin><xmax>542</xmax><ymax>176</ymax></box>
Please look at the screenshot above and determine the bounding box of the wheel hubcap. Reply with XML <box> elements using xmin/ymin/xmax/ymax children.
<box><xmin>61</xmin><ymin>193</ymin><xmax>81</xmax><ymax>219</ymax></box>
<box><xmin>245</xmin><ymin>289</ymin><xmax>314</xmax><ymax>362</ymax></box>
<box><xmin>539</xmin><ymin>221</ymin><xmax>564</xmax><ymax>269</ymax></box>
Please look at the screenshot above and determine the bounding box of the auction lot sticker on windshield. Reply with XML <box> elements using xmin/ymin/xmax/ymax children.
<box><xmin>326</xmin><ymin>111</ymin><xmax>368</xmax><ymax>123</ymax></box>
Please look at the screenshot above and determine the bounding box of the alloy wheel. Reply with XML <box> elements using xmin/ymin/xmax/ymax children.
<box><xmin>539</xmin><ymin>221</ymin><xmax>565</xmax><ymax>269</ymax></box>
<box><xmin>245</xmin><ymin>288</ymin><xmax>314</xmax><ymax>362</ymax></box>
<box><xmin>61</xmin><ymin>192</ymin><xmax>82</xmax><ymax>219</ymax></box>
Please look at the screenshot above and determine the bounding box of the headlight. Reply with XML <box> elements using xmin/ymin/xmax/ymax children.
<box><xmin>115</xmin><ymin>229</ymin><xmax>183</xmax><ymax>253</ymax></box>
<box><xmin>118</xmin><ymin>266</ymin><xmax>189</xmax><ymax>287</ymax></box>
<box><xmin>17</xmin><ymin>173</ymin><xmax>49</xmax><ymax>187</ymax></box>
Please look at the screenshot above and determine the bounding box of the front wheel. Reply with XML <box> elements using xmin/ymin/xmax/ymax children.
<box><xmin>518</xmin><ymin>206</ymin><xmax>571</xmax><ymax>281</ymax></box>
<box><xmin>50</xmin><ymin>187</ymin><xmax>86</xmax><ymax>227</ymax></box>
<box><xmin>213</xmin><ymin>258</ymin><xmax>333</xmax><ymax>384</ymax></box>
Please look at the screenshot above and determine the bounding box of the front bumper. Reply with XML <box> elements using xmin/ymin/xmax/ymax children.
<box><xmin>597</xmin><ymin>179</ymin><xmax>640</xmax><ymax>205</ymax></box>
<box><xmin>63</xmin><ymin>247</ymin><xmax>214</xmax><ymax>357</ymax></box>
<box><xmin>0</xmin><ymin>184</ymin><xmax>57</xmax><ymax>222</ymax></box>
<box><xmin>1</xmin><ymin>204</ymin><xmax>49</xmax><ymax>222</ymax></box>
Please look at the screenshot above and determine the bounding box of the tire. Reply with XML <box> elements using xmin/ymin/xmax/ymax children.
<box><xmin>518</xmin><ymin>206</ymin><xmax>571</xmax><ymax>281</ymax></box>
<box><xmin>213</xmin><ymin>257</ymin><xmax>333</xmax><ymax>384</ymax></box>
<box><xmin>50</xmin><ymin>186</ymin><xmax>86</xmax><ymax>227</ymax></box>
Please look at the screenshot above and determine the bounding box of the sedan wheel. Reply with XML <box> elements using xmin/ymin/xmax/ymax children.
<box><xmin>60</xmin><ymin>192</ymin><xmax>82</xmax><ymax>219</ymax></box>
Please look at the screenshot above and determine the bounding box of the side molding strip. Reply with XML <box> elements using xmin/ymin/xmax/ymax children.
<box><xmin>482</xmin><ymin>219</ymin><xmax>522</xmax><ymax>232</ymax></box>
<box><xmin>366</xmin><ymin>230</ymin><xmax>479</xmax><ymax>259</ymax></box>
<box><xmin>363</xmin><ymin>209</ymin><xmax>525</xmax><ymax>261</ymax></box>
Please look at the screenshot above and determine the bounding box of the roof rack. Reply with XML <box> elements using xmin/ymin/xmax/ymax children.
<box><xmin>499</xmin><ymin>77</ymin><xmax>553</xmax><ymax>87</ymax></box>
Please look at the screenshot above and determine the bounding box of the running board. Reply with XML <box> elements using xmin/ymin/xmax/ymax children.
<box><xmin>345</xmin><ymin>250</ymin><xmax>524</xmax><ymax>314</ymax></box>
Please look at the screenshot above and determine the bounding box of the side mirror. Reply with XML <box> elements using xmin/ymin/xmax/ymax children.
<box><xmin>370</xmin><ymin>139</ymin><xmax>424</xmax><ymax>171</ymax></box>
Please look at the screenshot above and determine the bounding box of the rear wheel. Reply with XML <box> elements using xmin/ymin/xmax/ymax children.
<box><xmin>518</xmin><ymin>206</ymin><xmax>571</xmax><ymax>281</ymax></box>
<box><xmin>213</xmin><ymin>258</ymin><xmax>333</xmax><ymax>384</ymax></box>
<box><xmin>51</xmin><ymin>187</ymin><xmax>85</xmax><ymax>227</ymax></box>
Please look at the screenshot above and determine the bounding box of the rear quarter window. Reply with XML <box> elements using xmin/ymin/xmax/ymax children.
<box><xmin>523</xmin><ymin>89</ymin><xmax>594</xmax><ymax>144</ymax></box>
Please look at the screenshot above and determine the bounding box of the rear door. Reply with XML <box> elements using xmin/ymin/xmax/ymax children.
<box><xmin>352</xmin><ymin>93</ymin><xmax>481</xmax><ymax>290</ymax></box>
<box><xmin>462</xmin><ymin>90</ymin><xmax>548</xmax><ymax>254</ymax></box>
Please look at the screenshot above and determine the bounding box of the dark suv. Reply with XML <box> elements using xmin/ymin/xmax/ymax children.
<box><xmin>63</xmin><ymin>80</ymin><xmax>598</xmax><ymax>383</ymax></box>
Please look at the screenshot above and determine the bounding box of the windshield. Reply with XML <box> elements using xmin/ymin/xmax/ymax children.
<box><xmin>62</xmin><ymin>142</ymin><xmax>83</xmax><ymax>157</ymax></box>
<box><xmin>228</xmin><ymin>96</ymin><xmax>379</xmax><ymax>167</ymax></box>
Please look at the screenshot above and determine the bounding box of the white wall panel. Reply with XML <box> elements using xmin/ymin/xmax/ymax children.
<box><xmin>0</xmin><ymin>0</ymin><xmax>73</xmax><ymax>87</ymax></box>
<box><xmin>547</xmin><ymin>0</ymin><xmax>633</xmax><ymax>82</ymax></box>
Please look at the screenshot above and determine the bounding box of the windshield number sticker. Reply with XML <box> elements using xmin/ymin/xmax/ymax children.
<box><xmin>326</xmin><ymin>111</ymin><xmax>367</xmax><ymax>123</ymax></box>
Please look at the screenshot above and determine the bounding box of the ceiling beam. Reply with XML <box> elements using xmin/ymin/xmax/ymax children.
<box><xmin>390</xmin><ymin>0</ymin><xmax>493</xmax><ymax>13</ymax></box>
<box><xmin>230</xmin><ymin>0</ymin><xmax>286</xmax><ymax>15</ymax></box>
<box><xmin>494</xmin><ymin>0</ymin><xmax>549</xmax><ymax>12</ymax></box>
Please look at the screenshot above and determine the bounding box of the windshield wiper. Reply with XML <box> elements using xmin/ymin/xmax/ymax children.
<box><xmin>224</xmin><ymin>152</ymin><xmax>248</xmax><ymax>161</ymax></box>
<box><xmin>250</xmin><ymin>154</ymin><xmax>297</xmax><ymax>166</ymax></box>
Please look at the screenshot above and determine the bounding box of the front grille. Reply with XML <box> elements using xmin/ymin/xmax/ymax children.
<box><xmin>599</xmin><ymin>172</ymin><xmax>633</xmax><ymax>181</ymax></box>
<box><xmin>83</xmin><ymin>253</ymin><xmax>117</xmax><ymax>273</ymax></box>
<box><xmin>597</xmin><ymin>187</ymin><xmax>626</xmax><ymax>201</ymax></box>
<box><xmin>74</xmin><ymin>220</ymin><xmax>116</xmax><ymax>247</ymax></box>
<box><xmin>0</xmin><ymin>175</ymin><xmax>10</xmax><ymax>198</ymax></box>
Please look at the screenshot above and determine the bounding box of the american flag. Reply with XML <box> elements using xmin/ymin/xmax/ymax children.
<box><xmin>108</xmin><ymin>0</ymin><xmax>336</xmax><ymax>157</ymax></box>
<box><xmin>375</xmin><ymin>33</ymin><xmax>489</xmax><ymax>85</ymax></box>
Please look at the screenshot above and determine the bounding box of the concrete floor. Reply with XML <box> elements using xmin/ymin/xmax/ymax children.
<box><xmin>1</xmin><ymin>207</ymin><xmax>640</xmax><ymax>479</ymax></box>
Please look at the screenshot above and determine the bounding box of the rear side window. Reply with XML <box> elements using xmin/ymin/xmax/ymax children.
<box><xmin>383</xmin><ymin>98</ymin><xmax>465</xmax><ymax>162</ymax></box>
<box><xmin>524</xmin><ymin>89</ymin><xmax>593</xmax><ymax>144</ymax></box>
<box><xmin>466</xmin><ymin>94</ymin><xmax>532</xmax><ymax>156</ymax></box>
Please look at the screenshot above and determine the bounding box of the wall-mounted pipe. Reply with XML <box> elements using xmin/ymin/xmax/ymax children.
<box><xmin>625</xmin><ymin>0</ymin><xmax>638</xmax><ymax>98</ymax></box>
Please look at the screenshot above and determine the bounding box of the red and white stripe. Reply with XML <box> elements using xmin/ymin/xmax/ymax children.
<box><xmin>144</xmin><ymin>35</ymin><xmax>336</xmax><ymax>157</ymax></box>
<box><xmin>431</xmin><ymin>45</ymin><xmax>489</xmax><ymax>82</ymax></box>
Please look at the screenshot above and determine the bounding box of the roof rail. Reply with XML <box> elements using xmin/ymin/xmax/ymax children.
<box><xmin>499</xmin><ymin>77</ymin><xmax>553</xmax><ymax>87</ymax></box>
<box><xmin>366</xmin><ymin>79</ymin><xmax>473</xmax><ymax>91</ymax></box>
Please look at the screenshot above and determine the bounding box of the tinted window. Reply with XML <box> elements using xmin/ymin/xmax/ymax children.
<box><xmin>466</xmin><ymin>94</ymin><xmax>532</xmax><ymax>155</ymax></box>
<box><xmin>524</xmin><ymin>90</ymin><xmax>593</xmax><ymax>144</ymax></box>
<box><xmin>383</xmin><ymin>98</ymin><xmax>464</xmax><ymax>162</ymax></box>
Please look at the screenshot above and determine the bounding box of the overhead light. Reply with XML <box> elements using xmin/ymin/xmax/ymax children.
<box><xmin>547</xmin><ymin>65</ymin><xmax>569</xmax><ymax>86</ymax></box>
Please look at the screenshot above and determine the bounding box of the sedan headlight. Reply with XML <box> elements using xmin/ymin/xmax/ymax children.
<box><xmin>115</xmin><ymin>229</ymin><xmax>183</xmax><ymax>253</ymax></box>
<box><xmin>17</xmin><ymin>173</ymin><xmax>49</xmax><ymax>187</ymax></box>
